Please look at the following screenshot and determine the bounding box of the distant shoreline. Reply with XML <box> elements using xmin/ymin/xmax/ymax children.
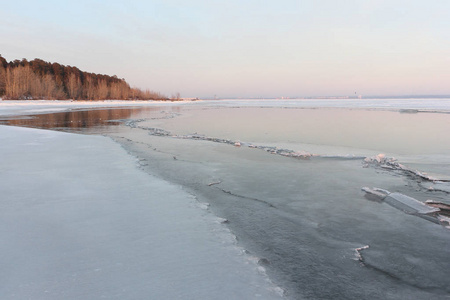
<box><xmin>202</xmin><ymin>95</ymin><xmax>450</xmax><ymax>100</ymax></box>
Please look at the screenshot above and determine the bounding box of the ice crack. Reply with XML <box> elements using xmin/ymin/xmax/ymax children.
<box><xmin>214</xmin><ymin>187</ymin><xmax>276</xmax><ymax>208</ymax></box>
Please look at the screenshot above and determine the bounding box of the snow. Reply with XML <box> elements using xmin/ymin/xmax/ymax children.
<box><xmin>0</xmin><ymin>125</ymin><xmax>283</xmax><ymax>300</ymax></box>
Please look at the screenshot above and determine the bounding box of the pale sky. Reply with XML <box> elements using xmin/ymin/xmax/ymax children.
<box><xmin>1</xmin><ymin>0</ymin><xmax>449</xmax><ymax>98</ymax></box>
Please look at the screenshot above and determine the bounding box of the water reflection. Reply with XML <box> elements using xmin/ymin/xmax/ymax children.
<box><xmin>0</xmin><ymin>107</ymin><xmax>171</xmax><ymax>133</ymax></box>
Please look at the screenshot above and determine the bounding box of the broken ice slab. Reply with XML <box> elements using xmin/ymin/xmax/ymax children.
<box><xmin>385</xmin><ymin>193</ymin><xmax>440</xmax><ymax>215</ymax></box>
<box><xmin>363</xmin><ymin>154</ymin><xmax>443</xmax><ymax>182</ymax></box>
<box><xmin>425</xmin><ymin>200</ymin><xmax>450</xmax><ymax>216</ymax></box>
<box><xmin>423</xmin><ymin>181</ymin><xmax>450</xmax><ymax>193</ymax></box>
<box><xmin>361</xmin><ymin>187</ymin><xmax>389</xmax><ymax>199</ymax></box>
<box><xmin>437</xmin><ymin>215</ymin><xmax>450</xmax><ymax>227</ymax></box>
<box><xmin>361</xmin><ymin>187</ymin><xmax>440</xmax><ymax>215</ymax></box>
<box><xmin>361</xmin><ymin>187</ymin><xmax>450</xmax><ymax>227</ymax></box>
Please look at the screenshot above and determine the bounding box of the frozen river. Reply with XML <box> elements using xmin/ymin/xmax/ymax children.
<box><xmin>2</xmin><ymin>99</ymin><xmax>450</xmax><ymax>299</ymax></box>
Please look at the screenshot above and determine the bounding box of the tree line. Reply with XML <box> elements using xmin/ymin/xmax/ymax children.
<box><xmin>0</xmin><ymin>55</ymin><xmax>168</xmax><ymax>100</ymax></box>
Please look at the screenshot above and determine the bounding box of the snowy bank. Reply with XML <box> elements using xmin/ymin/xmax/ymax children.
<box><xmin>0</xmin><ymin>100</ymin><xmax>194</xmax><ymax>117</ymax></box>
<box><xmin>1</xmin><ymin>98</ymin><xmax>449</xmax><ymax>118</ymax></box>
<box><xmin>0</xmin><ymin>125</ymin><xmax>282</xmax><ymax>300</ymax></box>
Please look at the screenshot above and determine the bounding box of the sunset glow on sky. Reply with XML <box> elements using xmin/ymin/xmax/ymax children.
<box><xmin>1</xmin><ymin>0</ymin><xmax>449</xmax><ymax>98</ymax></box>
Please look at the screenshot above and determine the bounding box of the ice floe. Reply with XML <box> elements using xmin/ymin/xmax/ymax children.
<box><xmin>362</xmin><ymin>187</ymin><xmax>449</xmax><ymax>228</ymax></box>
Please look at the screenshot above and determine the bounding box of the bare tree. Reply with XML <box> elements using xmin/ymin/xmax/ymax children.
<box><xmin>67</xmin><ymin>73</ymin><xmax>80</xmax><ymax>100</ymax></box>
<box><xmin>38</xmin><ymin>74</ymin><xmax>65</xmax><ymax>99</ymax></box>
<box><xmin>43</xmin><ymin>74</ymin><xmax>56</xmax><ymax>99</ymax></box>
<box><xmin>0</xmin><ymin>65</ymin><xmax>5</xmax><ymax>96</ymax></box>
<box><xmin>5</xmin><ymin>66</ymin><xmax>29</xmax><ymax>99</ymax></box>
<box><xmin>1</xmin><ymin>56</ymin><xmax>167</xmax><ymax>101</ymax></box>
<box><xmin>171</xmin><ymin>92</ymin><xmax>181</xmax><ymax>101</ymax></box>
<box><xmin>109</xmin><ymin>82</ymin><xmax>120</xmax><ymax>99</ymax></box>
<box><xmin>109</xmin><ymin>81</ymin><xmax>129</xmax><ymax>99</ymax></box>
<box><xmin>83</xmin><ymin>77</ymin><xmax>97</xmax><ymax>100</ymax></box>
<box><xmin>30</xmin><ymin>70</ymin><xmax>44</xmax><ymax>99</ymax></box>
<box><xmin>97</xmin><ymin>79</ymin><xmax>109</xmax><ymax>100</ymax></box>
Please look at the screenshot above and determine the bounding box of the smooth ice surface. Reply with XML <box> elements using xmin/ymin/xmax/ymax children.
<box><xmin>0</xmin><ymin>125</ymin><xmax>282</xmax><ymax>300</ymax></box>
<box><xmin>192</xmin><ymin>98</ymin><xmax>450</xmax><ymax>111</ymax></box>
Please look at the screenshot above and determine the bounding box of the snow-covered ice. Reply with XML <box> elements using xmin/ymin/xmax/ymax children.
<box><xmin>0</xmin><ymin>100</ymin><xmax>171</xmax><ymax>117</ymax></box>
<box><xmin>0</xmin><ymin>98</ymin><xmax>449</xmax><ymax>118</ymax></box>
<box><xmin>0</xmin><ymin>125</ymin><xmax>283</xmax><ymax>300</ymax></box>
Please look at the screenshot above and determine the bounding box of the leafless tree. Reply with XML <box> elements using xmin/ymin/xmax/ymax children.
<box><xmin>67</xmin><ymin>73</ymin><xmax>80</xmax><ymax>100</ymax></box>
<box><xmin>97</xmin><ymin>79</ymin><xmax>109</xmax><ymax>100</ymax></box>
<box><xmin>0</xmin><ymin>66</ymin><xmax>5</xmax><ymax>96</ymax></box>
<box><xmin>1</xmin><ymin>56</ymin><xmax>168</xmax><ymax>100</ymax></box>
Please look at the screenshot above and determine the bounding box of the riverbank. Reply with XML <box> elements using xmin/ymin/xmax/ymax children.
<box><xmin>0</xmin><ymin>125</ymin><xmax>283</xmax><ymax>299</ymax></box>
<box><xmin>0</xmin><ymin>99</ymin><xmax>194</xmax><ymax>117</ymax></box>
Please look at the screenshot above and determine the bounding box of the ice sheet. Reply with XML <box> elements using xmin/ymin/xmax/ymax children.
<box><xmin>0</xmin><ymin>125</ymin><xmax>283</xmax><ymax>300</ymax></box>
<box><xmin>1</xmin><ymin>98</ymin><xmax>449</xmax><ymax>117</ymax></box>
<box><xmin>2</xmin><ymin>98</ymin><xmax>450</xmax><ymax>299</ymax></box>
<box><xmin>194</xmin><ymin>98</ymin><xmax>450</xmax><ymax>111</ymax></box>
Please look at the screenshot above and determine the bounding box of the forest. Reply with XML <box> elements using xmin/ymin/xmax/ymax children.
<box><xmin>0</xmin><ymin>55</ymin><xmax>168</xmax><ymax>100</ymax></box>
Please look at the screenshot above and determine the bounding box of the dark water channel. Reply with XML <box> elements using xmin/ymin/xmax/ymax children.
<box><xmin>3</xmin><ymin>106</ymin><xmax>450</xmax><ymax>300</ymax></box>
